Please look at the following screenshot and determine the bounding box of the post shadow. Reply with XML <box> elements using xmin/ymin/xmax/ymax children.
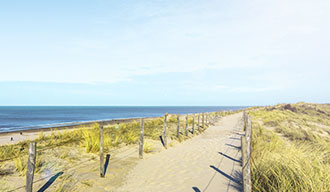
<box><xmin>104</xmin><ymin>154</ymin><xmax>111</xmax><ymax>176</ymax></box>
<box><xmin>210</xmin><ymin>165</ymin><xmax>241</xmax><ymax>185</ymax></box>
<box><xmin>159</xmin><ymin>136</ymin><xmax>166</xmax><ymax>148</ymax></box>
<box><xmin>218</xmin><ymin>152</ymin><xmax>241</xmax><ymax>163</ymax></box>
<box><xmin>225</xmin><ymin>143</ymin><xmax>241</xmax><ymax>150</ymax></box>
<box><xmin>231</xmin><ymin>131</ymin><xmax>245</xmax><ymax>136</ymax></box>
<box><xmin>37</xmin><ymin>171</ymin><xmax>64</xmax><ymax>192</ymax></box>
<box><xmin>192</xmin><ymin>186</ymin><xmax>201</xmax><ymax>192</ymax></box>
<box><xmin>229</xmin><ymin>137</ymin><xmax>241</xmax><ymax>140</ymax></box>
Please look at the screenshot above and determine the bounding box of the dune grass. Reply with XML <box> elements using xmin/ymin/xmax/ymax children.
<box><xmin>0</xmin><ymin>110</ymin><xmax>234</xmax><ymax>191</ymax></box>
<box><xmin>0</xmin><ymin>112</ymin><xmax>224</xmax><ymax>176</ymax></box>
<box><xmin>250</xmin><ymin>103</ymin><xmax>330</xmax><ymax>192</ymax></box>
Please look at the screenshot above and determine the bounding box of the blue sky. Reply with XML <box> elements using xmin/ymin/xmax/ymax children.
<box><xmin>0</xmin><ymin>0</ymin><xmax>329</xmax><ymax>106</ymax></box>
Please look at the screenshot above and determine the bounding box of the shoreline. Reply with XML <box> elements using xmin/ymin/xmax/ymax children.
<box><xmin>0</xmin><ymin>109</ymin><xmax>230</xmax><ymax>135</ymax></box>
<box><xmin>0</xmin><ymin>109</ymin><xmax>233</xmax><ymax>146</ymax></box>
<box><xmin>0</xmin><ymin>116</ymin><xmax>162</xmax><ymax>146</ymax></box>
<box><xmin>0</xmin><ymin>116</ymin><xmax>153</xmax><ymax>136</ymax></box>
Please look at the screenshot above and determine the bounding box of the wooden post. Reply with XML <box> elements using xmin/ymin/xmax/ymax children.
<box><xmin>206</xmin><ymin>113</ymin><xmax>208</xmax><ymax>125</ymax></box>
<box><xmin>163</xmin><ymin>113</ymin><xmax>167</xmax><ymax>149</ymax></box>
<box><xmin>242</xmin><ymin>113</ymin><xmax>252</xmax><ymax>192</ymax></box>
<box><xmin>192</xmin><ymin>114</ymin><xmax>195</xmax><ymax>134</ymax></box>
<box><xmin>198</xmin><ymin>114</ymin><xmax>200</xmax><ymax>131</ymax></box>
<box><xmin>185</xmin><ymin>115</ymin><xmax>188</xmax><ymax>136</ymax></box>
<box><xmin>26</xmin><ymin>142</ymin><xmax>36</xmax><ymax>192</ymax></box>
<box><xmin>139</xmin><ymin>119</ymin><xmax>144</xmax><ymax>159</ymax></box>
<box><xmin>177</xmin><ymin>115</ymin><xmax>180</xmax><ymax>138</ymax></box>
<box><xmin>202</xmin><ymin>113</ymin><xmax>205</xmax><ymax>128</ymax></box>
<box><xmin>241</xmin><ymin>136</ymin><xmax>247</xmax><ymax>167</ymax></box>
<box><xmin>99</xmin><ymin>124</ymin><xmax>104</xmax><ymax>177</ymax></box>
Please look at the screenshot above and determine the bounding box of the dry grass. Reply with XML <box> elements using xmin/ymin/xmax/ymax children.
<box><xmin>0</xmin><ymin>111</ymin><xmax>230</xmax><ymax>191</ymax></box>
<box><xmin>143</xmin><ymin>141</ymin><xmax>154</xmax><ymax>153</ymax></box>
<box><xmin>250</xmin><ymin>103</ymin><xmax>330</xmax><ymax>192</ymax></box>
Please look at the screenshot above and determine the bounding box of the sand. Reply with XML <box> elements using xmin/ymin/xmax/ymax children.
<box><xmin>0</xmin><ymin>117</ymin><xmax>151</xmax><ymax>146</ymax></box>
<box><xmin>116</xmin><ymin>112</ymin><xmax>244</xmax><ymax>192</ymax></box>
<box><xmin>1</xmin><ymin>112</ymin><xmax>244</xmax><ymax>192</ymax></box>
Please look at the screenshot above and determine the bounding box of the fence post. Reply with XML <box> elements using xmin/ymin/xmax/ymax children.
<box><xmin>185</xmin><ymin>115</ymin><xmax>188</xmax><ymax>136</ymax></box>
<box><xmin>26</xmin><ymin>142</ymin><xmax>36</xmax><ymax>192</ymax></box>
<box><xmin>99</xmin><ymin>124</ymin><xmax>104</xmax><ymax>177</ymax></box>
<box><xmin>177</xmin><ymin>115</ymin><xmax>180</xmax><ymax>138</ymax></box>
<box><xmin>198</xmin><ymin>114</ymin><xmax>200</xmax><ymax>131</ymax></box>
<box><xmin>192</xmin><ymin>114</ymin><xmax>195</xmax><ymax>134</ymax></box>
<box><xmin>202</xmin><ymin>113</ymin><xmax>205</xmax><ymax>128</ymax></box>
<box><xmin>206</xmin><ymin>113</ymin><xmax>208</xmax><ymax>125</ymax></box>
<box><xmin>163</xmin><ymin>113</ymin><xmax>167</xmax><ymax>149</ymax></box>
<box><xmin>139</xmin><ymin>119</ymin><xmax>144</xmax><ymax>159</ymax></box>
<box><xmin>242</xmin><ymin>112</ymin><xmax>252</xmax><ymax>192</ymax></box>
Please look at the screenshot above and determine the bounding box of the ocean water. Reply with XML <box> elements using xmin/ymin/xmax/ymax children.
<box><xmin>0</xmin><ymin>106</ymin><xmax>247</xmax><ymax>132</ymax></box>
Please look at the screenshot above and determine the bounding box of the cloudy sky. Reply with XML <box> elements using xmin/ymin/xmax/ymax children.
<box><xmin>0</xmin><ymin>0</ymin><xmax>329</xmax><ymax>106</ymax></box>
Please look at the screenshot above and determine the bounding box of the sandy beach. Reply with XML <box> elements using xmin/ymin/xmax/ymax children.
<box><xmin>117</xmin><ymin>112</ymin><xmax>243</xmax><ymax>192</ymax></box>
<box><xmin>0</xmin><ymin>112</ymin><xmax>244</xmax><ymax>192</ymax></box>
<box><xmin>0</xmin><ymin>117</ymin><xmax>153</xmax><ymax>146</ymax></box>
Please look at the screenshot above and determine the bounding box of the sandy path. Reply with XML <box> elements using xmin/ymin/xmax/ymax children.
<box><xmin>117</xmin><ymin>112</ymin><xmax>244</xmax><ymax>192</ymax></box>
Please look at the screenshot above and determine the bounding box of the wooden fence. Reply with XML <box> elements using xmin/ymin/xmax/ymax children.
<box><xmin>241</xmin><ymin>111</ymin><xmax>252</xmax><ymax>192</ymax></box>
<box><xmin>19</xmin><ymin>111</ymin><xmax>221</xmax><ymax>192</ymax></box>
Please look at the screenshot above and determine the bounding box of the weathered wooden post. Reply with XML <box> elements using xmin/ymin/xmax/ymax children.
<box><xmin>202</xmin><ymin>113</ymin><xmax>205</xmax><ymax>128</ymax></box>
<box><xmin>139</xmin><ymin>118</ymin><xmax>144</xmax><ymax>159</ymax></box>
<box><xmin>185</xmin><ymin>115</ymin><xmax>188</xmax><ymax>136</ymax></box>
<box><xmin>206</xmin><ymin>113</ymin><xmax>208</xmax><ymax>125</ymax></box>
<box><xmin>26</xmin><ymin>142</ymin><xmax>36</xmax><ymax>192</ymax></box>
<box><xmin>163</xmin><ymin>113</ymin><xmax>168</xmax><ymax>149</ymax></box>
<box><xmin>241</xmin><ymin>135</ymin><xmax>247</xmax><ymax>167</ymax></box>
<box><xmin>242</xmin><ymin>112</ymin><xmax>252</xmax><ymax>192</ymax></box>
<box><xmin>192</xmin><ymin>114</ymin><xmax>195</xmax><ymax>134</ymax></box>
<box><xmin>198</xmin><ymin>114</ymin><xmax>200</xmax><ymax>130</ymax></box>
<box><xmin>99</xmin><ymin>124</ymin><xmax>104</xmax><ymax>177</ymax></box>
<box><xmin>177</xmin><ymin>115</ymin><xmax>180</xmax><ymax>138</ymax></box>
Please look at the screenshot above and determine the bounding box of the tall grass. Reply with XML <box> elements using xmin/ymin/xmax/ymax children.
<box><xmin>0</xmin><ymin>112</ymin><xmax>222</xmax><ymax>176</ymax></box>
<box><xmin>250</xmin><ymin>103</ymin><xmax>330</xmax><ymax>192</ymax></box>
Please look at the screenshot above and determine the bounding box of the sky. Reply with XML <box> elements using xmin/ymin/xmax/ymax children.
<box><xmin>0</xmin><ymin>0</ymin><xmax>329</xmax><ymax>106</ymax></box>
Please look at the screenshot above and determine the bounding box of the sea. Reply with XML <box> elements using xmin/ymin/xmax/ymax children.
<box><xmin>0</xmin><ymin>106</ymin><xmax>247</xmax><ymax>133</ymax></box>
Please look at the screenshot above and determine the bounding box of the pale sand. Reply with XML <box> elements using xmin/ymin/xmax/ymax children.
<box><xmin>116</xmin><ymin>112</ymin><xmax>244</xmax><ymax>192</ymax></box>
<box><xmin>1</xmin><ymin>113</ymin><xmax>243</xmax><ymax>191</ymax></box>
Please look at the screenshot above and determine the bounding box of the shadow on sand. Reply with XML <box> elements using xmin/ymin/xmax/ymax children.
<box><xmin>104</xmin><ymin>154</ymin><xmax>111</xmax><ymax>176</ymax></box>
<box><xmin>159</xmin><ymin>136</ymin><xmax>166</xmax><ymax>148</ymax></box>
<box><xmin>210</xmin><ymin>165</ymin><xmax>240</xmax><ymax>184</ymax></box>
<box><xmin>225</xmin><ymin>143</ymin><xmax>241</xmax><ymax>150</ymax></box>
<box><xmin>218</xmin><ymin>152</ymin><xmax>241</xmax><ymax>163</ymax></box>
<box><xmin>192</xmin><ymin>186</ymin><xmax>201</xmax><ymax>192</ymax></box>
<box><xmin>37</xmin><ymin>171</ymin><xmax>64</xmax><ymax>192</ymax></box>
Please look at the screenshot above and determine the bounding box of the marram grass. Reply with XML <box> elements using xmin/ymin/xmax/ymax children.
<box><xmin>250</xmin><ymin>103</ymin><xmax>330</xmax><ymax>192</ymax></box>
<box><xmin>0</xmin><ymin>111</ymin><xmax>225</xmax><ymax>176</ymax></box>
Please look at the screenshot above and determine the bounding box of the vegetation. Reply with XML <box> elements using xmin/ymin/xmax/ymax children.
<box><xmin>143</xmin><ymin>141</ymin><xmax>154</xmax><ymax>153</ymax></box>
<box><xmin>0</xmin><ymin>112</ymin><xmax>224</xmax><ymax>169</ymax></box>
<box><xmin>0</xmin><ymin>111</ymin><xmax>232</xmax><ymax>191</ymax></box>
<box><xmin>250</xmin><ymin>103</ymin><xmax>330</xmax><ymax>192</ymax></box>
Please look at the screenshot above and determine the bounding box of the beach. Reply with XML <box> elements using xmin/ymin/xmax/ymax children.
<box><xmin>0</xmin><ymin>111</ymin><xmax>244</xmax><ymax>191</ymax></box>
<box><xmin>117</xmin><ymin>112</ymin><xmax>243</xmax><ymax>192</ymax></box>
<box><xmin>0</xmin><ymin>117</ymin><xmax>147</xmax><ymax>146</ymax></box>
